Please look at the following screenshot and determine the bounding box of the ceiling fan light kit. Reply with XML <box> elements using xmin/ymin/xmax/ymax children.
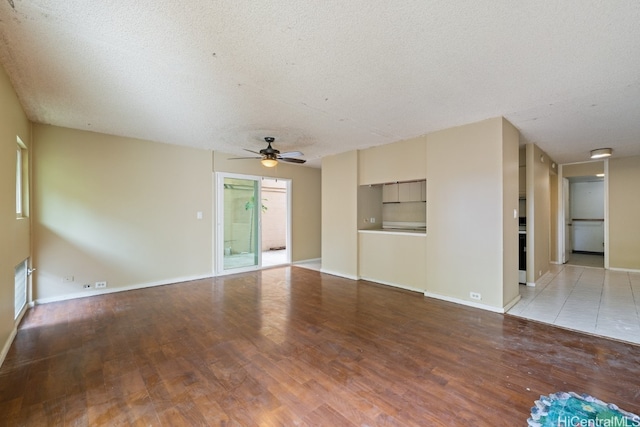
<box><xmin>261</xmin><ymin>156</ymin><xmax>278</xmax><ymax>167</ymax></box>
<box><xmin>229</xmin><ymin>137</ymin><xmax>306</xmax><ymax>167</ymax></box>
<box><xmin>590</xmin><ymin>148</ymin><xmax>612</xmax><ymax>159</ymax></box>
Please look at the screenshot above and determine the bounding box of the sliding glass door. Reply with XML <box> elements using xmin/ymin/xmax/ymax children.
<box><xmin>216</xmin><ymin>173</ymin><xmax>291</xmax><ymax>275</ymax></box>
<box><xmin>219</xmin><ymin>175</ymin><xmax>260</xmax><ymax>273</ymax></box>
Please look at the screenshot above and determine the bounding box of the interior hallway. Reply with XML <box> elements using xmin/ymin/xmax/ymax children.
<box><xmin>508</xmin><ymin>263</ymin><xmax>640</xmax><ymax>345</ymax></box>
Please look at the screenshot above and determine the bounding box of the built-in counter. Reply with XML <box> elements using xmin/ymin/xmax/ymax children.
<box><xmin>358</xmin><ymin>230</ymin><xmax>427</xmax><ymax>292</ymax></box>
<box><xmin>359</xmin><ymin>229</ymin><xmax>425</xmax><ymax>236</ymax></box>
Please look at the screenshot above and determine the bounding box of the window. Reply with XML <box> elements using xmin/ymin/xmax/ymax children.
<box><xmin>16</xmin><ymin>136</ymin><xmax>26</xmax><ymax>217</ymax></box>
<box><xmin>15</xmin><ymin>259</ymin><xmax>27</xmax><ymax>319</ymax></box>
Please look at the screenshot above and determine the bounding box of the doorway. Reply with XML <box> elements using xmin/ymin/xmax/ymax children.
<box><xmin>216</xmin><ymin>173</ymin><xmax>291</xmax><ymax>275</ymax></box>
<box><xmin>560</xmin><ymin>161</ymin><xmax>606</xmax><ymax>268</ymax></box>
<box><xmin>566</xmin><ymin>176</ymin><xmax>605</xmax><ymax>267</ymax></box>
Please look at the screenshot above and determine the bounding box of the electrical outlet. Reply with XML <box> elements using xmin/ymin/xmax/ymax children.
<box><xmin>95</xmin><ymin>281</ymin><xmax>107</xmax><ymax>289</ymax></box>
<box><xmin>83</xmin><ymin>284</ymin><xmax>91</xmax><ymax>289</ymax></box>
<box><xmin>63</xmin><ymin>275</ymin><xmax>74</xmax><ymax>282</ymax></box>
<box><xmin>470</xmin><ymin>292</ymin><xmax>482</xmax><ymax>300</ymax></box>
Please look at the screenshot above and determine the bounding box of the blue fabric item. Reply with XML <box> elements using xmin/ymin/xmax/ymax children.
<box><xmin>528</xmin><ymin>392</ymin><xmax>640</xmax><ymax>427</ymax></box>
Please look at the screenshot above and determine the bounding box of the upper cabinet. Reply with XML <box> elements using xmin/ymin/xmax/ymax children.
<box><xmin>383</xmin><ymin>181</ymin><xmax>426</xmax><ymax>203</ymax></box>
<box><xmin>382</xmin><ymin>183</ymin><xmax>399</xmax><ymax>203</ymax></box>
<box><xmin>399</xmin><ymin>181</ymin><xmax>422</xmax><ymax>202</ymax></box>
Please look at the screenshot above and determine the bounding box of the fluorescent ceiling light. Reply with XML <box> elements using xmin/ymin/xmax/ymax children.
<box><xmin>590</xmin><ymin>148</ymin><xmax>612</xmax><ymax>159</ymax></box>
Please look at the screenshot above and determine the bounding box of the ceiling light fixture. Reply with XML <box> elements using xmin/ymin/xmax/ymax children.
<box><xmin>590</xmin><ymin>148</ymin><xmax>612</xmax><ymax>159</ymax></box>
<box><xmin>261</xmin><ymin>155</ymin><xmax>278</xmax><ymax>167</ymax></box>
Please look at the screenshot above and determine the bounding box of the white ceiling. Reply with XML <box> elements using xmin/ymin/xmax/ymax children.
<box><xmin>1</xmin><ymin>0</ymin><xmax>639</xmax><ymax>167</ymax></box>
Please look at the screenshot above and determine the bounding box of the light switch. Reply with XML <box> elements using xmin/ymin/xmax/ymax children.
<box><xmin>196</xmin><ymin>211</ymin><xmax>203</xmax><ymax>220</ymax></box>
<box><xmin>370</xmin><ymin>218</ymin><xmax>376</xmax><ymax>223</ymax></box>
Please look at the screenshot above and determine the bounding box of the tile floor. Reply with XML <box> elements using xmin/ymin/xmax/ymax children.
<box><xmin>508</xmin><ymin>263</ymin><xmax>640</xmax><ymax>345</ymax></box>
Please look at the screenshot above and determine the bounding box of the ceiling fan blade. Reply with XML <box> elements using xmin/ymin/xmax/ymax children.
<box><xmin>279</xmin><ymin>157</ymin><xmax>306</xmax><ymax>164</ymax></box>
<box><xmin>243</xmin><ymin>148</ymin><xmax>262</xmax><ymax>155</ymax></box>
<box><xmin>279</xmin><ymin>151</ymin><xmax>304</xmax><ymax>158</ymax></box>
<box><xmin>228</xmin><ymin>156</ymin><xmax>262</xmax><ymax>160</ymax></box>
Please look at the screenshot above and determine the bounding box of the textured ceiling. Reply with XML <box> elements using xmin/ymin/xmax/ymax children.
<box><xmin>1</xmin><ymin>0</ymin><xmax>639</xmax><ymax>167</ymax></box>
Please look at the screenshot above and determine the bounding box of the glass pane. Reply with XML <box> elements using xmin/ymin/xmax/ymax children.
<box><xmin>223</xmin><ymin>177</ymin><xmax>259</xmax><ymax>270</ymax></box>
<box><xmin>15</xmin><ymin>259</ymin><xmax>27</xmax><ymax>319</ymax></box>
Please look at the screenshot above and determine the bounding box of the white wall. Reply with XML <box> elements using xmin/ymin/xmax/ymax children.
<box><xmin>570</xmin><ymin>180</ymin><xmax>604</xmax><ymax>253</ymax></box>
<box><xmin>571</xmin><ymin>181</ymin><xmax>604</xmax><ymax>218</ymax></box>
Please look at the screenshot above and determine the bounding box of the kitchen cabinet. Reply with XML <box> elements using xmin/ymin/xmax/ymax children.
<box><xmin>383</xmin><ymin>180</ymin><xmax>426</xmax><ymax>203</ymax></box>
<box><xmin>399</xmin><ymin>181</ymin><xmax>422</xmax><ymax>202</ymax></box>
<box><xmin>382</xmin><ymin>183</ymin><xmax>399</xmax><ymax>203</ymax></box>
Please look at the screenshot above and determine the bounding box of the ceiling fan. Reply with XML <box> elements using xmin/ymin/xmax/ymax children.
<box><xmin>230</xmin><ymin>137</ymin><xmax>306</xmax><ymax>167</ymax></box>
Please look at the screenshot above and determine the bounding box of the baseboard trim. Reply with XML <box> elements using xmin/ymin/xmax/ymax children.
<box><xmin>423</xmin><ymin>291</ymin><xmax>506</xmax><ymax>314</ymax></box>
<box><xmin>293</xmin><ymin>257</ymin><xmax>321</xmax><ymax>265</ymax></box>
<box><xmin>0</xmin><ymin>304</ymin><xmax>29</xmax><ymax>368</ymax></box>
<box><xmin>503</xmin><ymin>294</ymin><xmax>522</xmax><ymax>312</ymax></box>
<box><xmin>359</xmin><ymin>277</ymin><xmax>424</xmax><ymax>294</ymax></box>
<box><xmin>34</xmin><ymin>274</ymin><xmax>213</xmax><ymax>305</ymax></box>
<box><xmin>608</xmin><ymin>267</ymin><xmax>640</xmax><ymax>274</ymax></box>
<box><xmin>319</xmin><ymin>269</ymin><xmax>359</xmax><ymax>281</ymax></box>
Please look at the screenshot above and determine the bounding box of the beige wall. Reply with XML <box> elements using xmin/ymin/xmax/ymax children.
<box><xmin>0</xmin><ymin>65</ymin><xmax>32</xmax><ymax>360</ymax></box>
<box><xmin>562</xmin><ymin>161</ymin><xmax>604</xmax><ymax>177</ymax></box>
<box><xmin>213</xmin><ymin>152</ymin><xmax>321</xmax><ymax>263</ymax></box>
<box><xmin>608</xmin><ymin>155</ymin><xmax>640</xmax><ymax>269</ymax></box>
<box><xmin>322</xmin><ymin>150</ymin><xmax>358</xmax><ymax>278</ymax></box>
<box><xmin>358</xmin><ymin>136</ymin><xmax>427</xmax><ymax>185</ymax></box>
<box><xmin>359</xmin><ymin>233</ymin><xmax>426</xmax><ymax>291</ymax></box>
<box><xmin>32</xmin><ymin>125</ymin><xmax>214</xmax><ymax>302</ymax></box>
<box><xmin>526</xmin><ymin>143</ymin><xmax>554</xmax><ymax>283</ymax></box>
<box><xmin>357</xmin><ymin>185</ymin><xmax>383</xmax><ymax>230</ymax></box>
<box><xmin>31</xmin><ymin>134</ymin><xmax>321</xmax><ymax>303</ymax></box>
<box><xmin>502</xmin><ymin>118</ymin><xmax>520</xmax><ymax>306</ymax></box>
<box><xmin>426</xmin><ymin>117</ymin><xmax>518</xmax><ymax>310</ymax></box>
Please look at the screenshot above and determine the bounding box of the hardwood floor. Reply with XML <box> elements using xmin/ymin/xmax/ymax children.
<box><xmin>1</xmin><ymin>267</ymin><xmax>639</xmax><ymax>426</ymax></box>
